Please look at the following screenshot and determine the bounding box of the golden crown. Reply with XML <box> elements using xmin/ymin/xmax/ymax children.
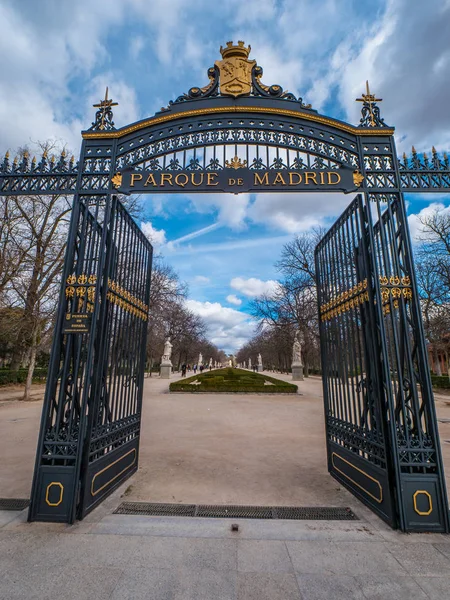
<box><xmin>220</xmin><ymin>41</ymin><xmax>251</xmax><ymax>59</ymax></box>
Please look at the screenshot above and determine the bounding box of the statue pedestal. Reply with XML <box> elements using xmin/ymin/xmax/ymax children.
<box><xmin>257</xmin><ymin>365</ymin><xmax>263</xmax><ymax>372</ymax></box>
<box><xmin>292</xmin><ymin>363</ymin><xmax>304</xmax><ymax>381</ymax></box>
<box><xmin>160</xmin><ymin>360</ymin><xmax>172</xmax><ymax>379</ymax></box>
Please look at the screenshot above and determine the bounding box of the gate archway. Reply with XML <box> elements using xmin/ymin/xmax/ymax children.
<box><xmin>1</xmin><ymin>42</ymin><xmax>449</xmax><ymax>531</ymax></box>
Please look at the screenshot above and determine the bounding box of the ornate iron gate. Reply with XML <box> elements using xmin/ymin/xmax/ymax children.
<box><xmin>315</xmin><ymin>194</ymin><xmax>450</xmax><ymax>532</ymax></box>
<box><xmin>28</xmin><ymin>194</ymin><xmax>152</xmax><ymax>523</ymax></box>
<box><xmin>1</xmin><ymin>41</ymin><xmax>449</xmax><ymax>529</ymax></box>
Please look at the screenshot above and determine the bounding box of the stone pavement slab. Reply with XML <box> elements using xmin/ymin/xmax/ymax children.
<box><xmin>237</xmin><ymin>572</ymin><xmax>301</xmax><ymax>600</ymax></box>
<box><xmin>296</xmin><ymin>574</ymin><xmax>365</xmax><ymax>600</ymax></box>
<box><xmin>237</xmin><ymin>539</ymin><xmax>293</xmax><ymax>573</ymax></box>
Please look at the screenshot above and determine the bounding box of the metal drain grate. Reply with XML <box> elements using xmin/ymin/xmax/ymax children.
<box><xmin>273</xmin><ymin>506</ymin><xmax>356</xmax><ymax>520</ymax></box>
<box><xmin>0</xmin><ymin>498</ymin><xmax>30</xmax><ymax>511</ymax></box>
<box><xmin>114</xmin><ymin>502</ymin><xmax>358</xmax><ymax>520</ymax></box>
<box><xmin>197</xmin><ymin>505</ymin><xmax>274</xmax><ymax>519</ymax></box>
<box><xmin>115</xmin><ymin>502</ymin><xmax>196</xmax><ymax>516</ymax></box>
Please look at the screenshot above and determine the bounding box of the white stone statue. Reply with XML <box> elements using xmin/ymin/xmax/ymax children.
<box><xmin>228</xmin><ymin>358</ymin><xmax>232</xmax><ymax>367</ymax></box>
<box><xmin>162</xmin><ymin>338</ymin><xmax>172</xmax><ymax>362</ymax></box>
<box><xmin>292</xmin><ymin>331</ymin><xmax>303</xmax><ymax>366</ymax></box>
<box><xmin>257</xmin><ymin>353</ymin><xmax>262</xmax><ymax>366</ymax></box>
<box><xmin>248</xmin><ymin>358</ymin><xmax>252</xmax><ymax>370</ymax></box>
<box><xmin>160</xmin><ymin>337</ymin><xmax>173</xmax><ymax>379</ymax></box>
<box><xmin>209</xmin><ymin>358</ymin><xmax>212</xmax><ymax>367</ymax></box>
<box><xmin>199</xmin><ymin>353</ymin><xmax>203</xmax><ymax>366</ymax></box>
<box><xmin>243</xmin><ymin>361</ymin><xmax>246</xmax><ymax>369</ymax></box>
<box><xmin>292</xmin><ymin>330</ymin><xmax>304</xmax><ymax>381</ymax></box>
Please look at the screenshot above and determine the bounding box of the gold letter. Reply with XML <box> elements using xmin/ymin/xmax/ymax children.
<box><xmin>160</xmin><ymin>173</ymin><xmax>173</xmax><ymax>186</ymax></box>
<box><xmin>144</xmin><ymin>174</ymin><xmax>156</xmax><ymax>186</ymax></box>
<box><xmin>319</xmin><ymin>172</ymin><xmax>325</xmax><ymax>185</ymax></box>
<box><xmin>237</xmin><ymin>178</ymin><xmax>243</xmax><ymax>185</ymax></box>
<box><xmin>289</xmin><ymin>172</ymin><xmax>302</xmax><ymax>185</ymax></box>
<box><xmin>327</xmin><ymin>172</ymin><xmax>341</xmax><ymax>185</ymax></box>
<box><xmin>304</xmin><ymin>172</ymin><xmax>318</xmax><ymax>185</ymax></box>
<box><xmin>175</xmin><ymin>173</ymin><xmax>188</xmax><ymax>187</ymax></box>
<box><xmin>191</xmin><ymin>173</ymin><xmax>204</xmax><ymax>186</ymax></box>
<box><xmin>273</xmin><ymin>172</ymin><xmax>287</xmax><ymax>185</ymax></box>
<box><xmin>207</xmin><ymin>172</ymin><xmax>219</xmax><ymax>186</ymax></box>
<box><xmin>228</xmin><ymin>178</ymin><xmax>236</xmax><ymax>186</ymax></box>
<box><xmin>254</xmin><ymin>172</ymin><xmax>269</xmax><ymax>186</ymax></box>
<box><xmin>130</xmin><ymin>173</ymin><xmax>143</xmax><ymax>187</ymax></box>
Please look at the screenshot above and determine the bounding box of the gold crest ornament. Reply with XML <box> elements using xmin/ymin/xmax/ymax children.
<box><xmin>215</xmin><ymin>41</ymin><xmax>256</xmax><ymax>98</ymax></box>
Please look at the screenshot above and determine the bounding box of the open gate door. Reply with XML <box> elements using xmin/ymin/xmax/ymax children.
<box><xmin>28</xmin><ymin>194</ymin><xmax>152</xmax><ymax>523</ymax></box>
<box><xmin>315</xmin><ymin>194</ymin><xmax>450</xmax><ymax>532</ymax></box>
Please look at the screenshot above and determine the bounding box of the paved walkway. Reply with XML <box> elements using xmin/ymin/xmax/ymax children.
<box><xmin>1</xmin><ymin>372</ymin><xmax>450</xmax><ymax>598</ymax></box>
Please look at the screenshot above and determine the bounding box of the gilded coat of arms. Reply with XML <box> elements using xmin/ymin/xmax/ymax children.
<box><xmin>215</xmin><ymin>41</ymin><xmax>256</xmax><ymax>98</ymax></box>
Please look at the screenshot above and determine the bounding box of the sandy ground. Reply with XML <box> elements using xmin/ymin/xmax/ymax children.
<box><xmin>1</xmin><ymin>373</ymin><xmax>450</xmax><ymax>508</ymax></box>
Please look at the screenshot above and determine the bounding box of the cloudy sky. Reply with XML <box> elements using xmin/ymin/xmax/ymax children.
<box><xmin>1</xmin><ymin>0</ymin><xmax>450</xmax><ymax>352</ymax></box>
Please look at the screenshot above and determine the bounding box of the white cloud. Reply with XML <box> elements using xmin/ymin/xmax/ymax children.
<box><xmin>230</xmin><ymin>277</ymin><xmax>278</xmax><ymax>298</ymax></box>
<box><xmin>226</xmin><ymin>294</ymin><xmax>242</xmax><ymax>306</ymax></box>
<box><xmin>249</xmin><ymin>192</ymin><xmax>349</xmax><ymax>233</ymax></box>
<box><xmin>408</xmin><ymin>202</ymin><xmax>450</xmax><ymax>242</ymax></box>
<box><xmin>185</xmin><ymin>299</ymin><xmax>256</xmax><ymax>352</ymax></box>
<box><xmin>194</xmin><ymin>275</ymin><xmax>210</xmax><ymax>283</ymax></box>
<box><xmin>141</xmin><ymin>221</ymin><xmax>167</xmax><ymax>247</ymax></box>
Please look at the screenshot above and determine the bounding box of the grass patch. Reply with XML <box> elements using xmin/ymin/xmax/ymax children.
<box><xmin>169</xmin><ymin>367</ymin><xmax>298</xmax><ymax>394</ymax></box>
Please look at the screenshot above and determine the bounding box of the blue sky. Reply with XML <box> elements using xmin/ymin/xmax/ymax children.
<box><xmin>1</xmin><ymin>0</ymin><xmax>450</xmax><ymax>352</ymax></box>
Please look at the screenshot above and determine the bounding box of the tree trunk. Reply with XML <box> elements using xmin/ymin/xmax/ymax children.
<box><xmin>22</xmin><ymin>329</ymin><xmax>37</xmax><ymax>401</ymax></box>
<box><xmin>434</xmin><ymin>349</ymin><xmax>442</xmax><ymax>376</ymax></box>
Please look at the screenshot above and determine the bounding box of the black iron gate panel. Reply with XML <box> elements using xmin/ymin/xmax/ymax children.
<box><xmin>316</xmin><ymin>193</ymin><xmax>450</xmax><ymax>532</ymax></box>
<box><xmin>370</xmin><ymin>195</ymin><xmax>450</xmax><ymax>532</ymax></box>
<box><xmin>315</xmin><ymin>195</ymin><xmax>396</xmax><ymax>526</ymax></box>
<box><xmin>28</xmin><ymin>194</ymin><xmax>152</xmax><ymax>523</ymax></box>
<box><xmin>78</xmin><ymin>197</ymin><xmax>152</xmax><ymax>518</ymax></box>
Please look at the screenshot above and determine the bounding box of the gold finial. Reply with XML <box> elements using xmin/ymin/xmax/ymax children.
<box><xmin>412</xmin><ymin>146</ymin><xmax>416</xmax><ymax>153</ymax></box>
<box><xmin>432</xmin><ymin>146</ymin><xmax>437</xmax><ymax>154</ymax></box>
<box><xmin>43</xmin><ymin>149</ymin><xmax>48</xmax><ymax>159</ymax></box>
<box><xmin>24</xmin><ymin>150</ymin><xmax>29</xmax><ymax>159</ymax></box>
<box><xmin>32</xmin><ymin>156</ymin><xmax>36</xmax><ymax>164</ymax></box>
<box><xmin>219</xmin><ymin>40</ymin><xmax>251</xmax><ymax>59</ymax></box>
<box><xmin>225</xmin><ymin>155</ymin><xmax>247</xmax><ymax>169</ymax></box>
<box><xmin>93</xmin><ymin>87</ymin><xmax>118</xmax><ymax>130</ymax></box>
<box><xmin>423</xmin><ymin>152</ymin><xmax>428</xmax><ymax>160</ymax></box>
<box><xmin>13</xmin><ymin>156</ymin><xmax>18</xmax><ymax>165</ymax></box>
<box><xmin>93</xmin><ymin>87</ymin><xmax>118</xmax><ymax>110</ymax></box>
<box><xmin>111</xmin><ymin>172</ymin><xmax>123</xmax><ymax>188</ymax></box>
<box><xmin>61</xmin><ymin>149</ymin><xmax>66</xmax><ymax>158</ymax></box>
<box><xmin>71</xmin><ymin>155</ymin><xmax>75</xmax><ymax>162</ymax></box>
<box><xmin>356</xmin><ymin>80</ymin><xmax>382</xmax><ymax>127</ymax></box>
<box><xmin>5</xmin><ymin>150</ymin><xmax>9</xmax><ymax>159</ymax></box>
<box><xmin>353</xmin><ymin>171</ymin><xmax>364</xmax><ymax>187</ymax></box>
<box><xmin>51</xmin><ymin>155</ymin><xmax>55</xmax><ymax>163</ymax></box>
<box><xmin>403</xmin><ymin>152</ymin><xmax>407</xmax><ymax>160</ymax></box>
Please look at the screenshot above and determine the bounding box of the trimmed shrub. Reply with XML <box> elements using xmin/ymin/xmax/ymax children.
<box><xmin>0</xmin><ymin>368</ymin><xmax>47</xmax><ymax>386</ymax></box>
<box><xmin>431</xmin><ymin>375</ymin><xmax>450</xmax><ymax>390</ymax></box>
<box><xmin>169</xmin><ymin>367</ymin><xmax>297</xmax><ymax>394</ymax></box>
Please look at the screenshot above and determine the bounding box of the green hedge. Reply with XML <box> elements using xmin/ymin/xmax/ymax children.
<box><xmin>431</xmin><ymin>375</ymin><xmax>450</xmax><ymax>390</ymax></box>
<box><xmin>170</xmin><ymin>367</ymin><xmax>297</xmax><ymax>394</ymax></box>
<box><xmin>0</xmin><ymin>368</ymin><xmax>48</xmax><ymax>386</ymax></box>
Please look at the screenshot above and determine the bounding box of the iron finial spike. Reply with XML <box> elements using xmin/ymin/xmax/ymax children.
<box><xmin>423</xmin><ymin>152</ymin><xmax>428</xmax><ymax>160</ymax></box>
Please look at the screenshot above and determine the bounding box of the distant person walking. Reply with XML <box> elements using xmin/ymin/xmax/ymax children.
<box><xmin>181</xmin><ymin>363</ymin><xmax>187</xmax><ymax>377</ymax></box>
<box><xmin>193</xmin><ymin>364</ymin><xmax>197</xmax><ymax>374</ymax></box>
